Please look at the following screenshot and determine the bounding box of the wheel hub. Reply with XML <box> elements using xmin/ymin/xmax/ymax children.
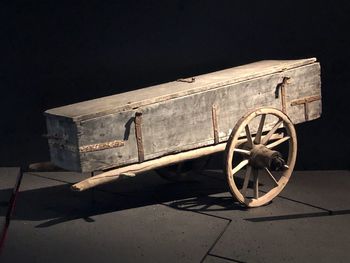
<box><xmin>249</xmin><ymin>144</ymin><xmax>285</xmax><ymax>170</ymax></box>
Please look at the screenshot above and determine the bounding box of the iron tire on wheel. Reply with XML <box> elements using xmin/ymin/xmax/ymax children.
<box><xmin>224</xmin><ymin>107</ymin><xmax>297</xmax><ymax>207</ymax></box>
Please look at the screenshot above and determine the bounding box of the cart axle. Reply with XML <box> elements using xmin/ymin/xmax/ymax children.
<box><xmin>249</xmin><ymin>144</ymin><xmax>286</xmax><ymax>170</ymax></box>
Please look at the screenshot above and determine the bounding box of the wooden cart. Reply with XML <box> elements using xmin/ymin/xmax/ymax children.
<box><xmin>44</xmin><ymin>58</ymin><xmax>321</xmax><ymax>207</ymax></box>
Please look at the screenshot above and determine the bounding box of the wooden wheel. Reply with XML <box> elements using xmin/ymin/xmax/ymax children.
<box><xmin>225</xmin><ymin>107</ymin><xmax>297</xmax><ymax>207</ymax></box>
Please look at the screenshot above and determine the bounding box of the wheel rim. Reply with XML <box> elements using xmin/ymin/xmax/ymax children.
<box><xmin>225</xmin><ymin>107</ymin><xmax>297</xmax><ymax>207</ymax></box>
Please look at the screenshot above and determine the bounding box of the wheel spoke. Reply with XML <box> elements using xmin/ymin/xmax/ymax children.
<box><xmin>245</xmin><ymin>125</ymin><xmax>254</xmax><ymax>148</ymax></box>
<box><xmin>224</xmin><ymin>108</ymin><xmax>297</xmax><ymax>207</ymax></box>
<box><xmin>261</xmin><ymin>119</ymin><xmax>283</xmax><ymax>145</ymax></box>
<box><xmin>234</xmin><ymin>148</ymin><xmax>251</xmax><ymax>155</ymax></box>
<box><xmin>254</xmin><ymin>114</ymin><xmax>266</xmax><ymax>144</ymax></box>
<box><xmin>266</xmin><ymin>136</ymin><xmax>290</xmax><ymax>149</ymax></box>
<box><xmin>264</xmin><ymin>167</ymin><xmax>279</xmax><ymax>186</ymax></box>
<box><xmin>253</xmin><ymin>169</ymin><xmax>259</xmax><ymax>199</ymax></box>
<box><xmin>241</xmin><ymin>166</ymin><xmax>252</xmax><ymax>197</ymax></box>
<box><xmin>231</xmin><ymin>159</ymin><xmax>249</xmax><ymax>176</ymax></box>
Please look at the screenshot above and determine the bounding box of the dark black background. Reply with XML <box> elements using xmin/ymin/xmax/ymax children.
<box><xmin>1</xmin><ymin>1</ymin><xmax>349</xmax><ymax>169</ymax></box>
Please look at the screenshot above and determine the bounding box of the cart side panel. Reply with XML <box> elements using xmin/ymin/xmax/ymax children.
<box><xmin>76</xmin><ymin>63</ymin><xmax>320</xmax><ymax>172</ymax></box>
<box><xmin>285</xmin><ymin>62</ymin><xmax>321</xmax><ymax>124</ymax></box>
<box><xmin>45</xmin><ymin>115</ymin><xmax>81</xmax><ymax>171</ymax></box>
<box><xmin>141</xmin><ymin>72</ymin><xmax>283</xmax><ymax>156</ymax></box>
<box><xmin>44</xmin><ymin>59</ymin><xmax>317</xmax><ymax>122</ymax></box>
<box><xmin>77</xmin><ymin>110</ymin><xmax>139</xmax><ymax>172</ymax></box>
<box><xmin>77</xmin><ymin>72</ymin><xmax>280</xmax><ymax>172</ymax></box>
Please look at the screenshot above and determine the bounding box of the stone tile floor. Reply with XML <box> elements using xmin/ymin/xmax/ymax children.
<box><xmin>0</xmin><ymin>168</ymin><xmax>349</xmax><ymax>262</ymax></box>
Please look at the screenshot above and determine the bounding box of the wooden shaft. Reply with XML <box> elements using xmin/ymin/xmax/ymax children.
<box><xmin>71</xmin><ymin>133</ymin><xmax>283</xmax><ymax>191</ymax></box>
<box><xmin>72</xmin><ymin>142</ymin><xmax>227</xmax><ymax>191</ymax></box>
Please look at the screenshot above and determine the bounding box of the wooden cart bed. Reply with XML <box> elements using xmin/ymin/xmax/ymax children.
<box><xmin>45</xmin><ymin>58</ymin><xmax>321</xmax><ymax>173</ymax></box>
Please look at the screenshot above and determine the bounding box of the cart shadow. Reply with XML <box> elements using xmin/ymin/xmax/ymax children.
<box><xmin>0</xmin><ymin>173</ymin><xmax>247</xmax><ymax>228</ymax></box>
<box><xmin>165</xmin><ymin>195</ymin><xmax>247</xmax><ymax>213</ymax></box>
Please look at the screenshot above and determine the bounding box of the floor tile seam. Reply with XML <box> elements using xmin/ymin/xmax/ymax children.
<box><xmin>25</xmin><ymin>172</ymin><xmax>74</xmax><ymax>184</ymax></box>
<box><xmin>207</xmin><ymin>253</ymin><xmax>247</xmax><ymax>263</ymax></box>
<box><xmin>200</xmin><ymin>220</ymin><xmax>233</xmax><ymax>263</ymax></box>
<box><xmin>156</xmin><ymin>199</ymin><xmax>237</xmax><ymax>263</ymax></box>
<box><xmin>20</xmin><ymin>173</ymin><xmax>148</xmax><ymax>199</ymax></box>
<box><xmin>244</xmin><ymin>209</ymin><xmax>350</xmax><ymax>223</ymax></box>
<box><xmin>25</xmin><ymin>172</ymin><xmax>226</xmax><ymax>197</ymax></box>
<box><xmin>19</xmin><ymin>173</ymin><xmax>131</xmax><ymax>201</ymax></box>
<box><xmin>21</xmin><ymin>173</ymin><xmax>340</xmax><ymax>218</ymax></box>
<box><xmin>275</xmin><ymin>194</ymin><xmax>332</xmax><ymax>213</ymax></box>
<box><xmin>0</xmin><ymin>169</ymin><xmax>23</xmax><ymax>254</ymax></box>
<box><xmin>202</xmin><ymin>171</ymin><xmax>349</xmax><ymax>214</ymax></box>
<box><xmin>22</xmin><ymin>172</ymin><xmax>331</xmax><ymax>216</ymax></box>
<box><xmin>16</xmin><ymin>173</ymin><xmax>219</xmax><ymax>207</ymax></box>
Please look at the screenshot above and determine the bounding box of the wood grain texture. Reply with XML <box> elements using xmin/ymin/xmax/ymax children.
<box><xmin>45</xmin><ymin>59</ymin><xmax>321</xmax><ymax>172</ymax></box>
<box><xmin>45</xmin><ymin>115</ymin><xmax>81</xmax><ymax>171</ymax></box>
<box><xmin>45</xmin><ymin>58</ymin><xmax>316</xmax><ymax>121</ymax></box>
<box><xmin>72</xmin><ymin>133</ymin><xmax>284</xmax><ymax>191</ymax></box>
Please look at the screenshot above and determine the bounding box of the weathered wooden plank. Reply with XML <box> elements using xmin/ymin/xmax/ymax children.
<box><xmin>45</xmin><ymin>115</ymin><xmax>81</xmax><ymax>171</ymax></box>
<box><xmin>72</xmin><ymin>133</ymin><xmax>285</xmax><ymax>191</ymax></box>
<box><xmin>284</xmin><ymin>62</ymin><xmax>321</xmax><ymax>124</ymax></box>
<box><xmin>45</xmin><ymin>59</ymin><xmax>321</xmax><ymax>172</ymax></box>
<box><xmin>79</xmin><ymin>140</ymin><xmax>125</xmax><ymax>153</ymax></box>
<box><xmin>211</xmin><ymin>104</ymin><xmax>219</xmax><ymax>144</ymax></box>
<box><xmin>134</xmin><ymin>112</ymin><xmax>145</xmax><ymax>163</ymax></box>
<box><xmin>290</xmin><ymin>95</ymin><xmax>322</xmax><ymax>106</ymax></box>
<box><xmin>45</xmin><ymin>58</ymin><xmax>316</xmax><ymax>121</ymax></box>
